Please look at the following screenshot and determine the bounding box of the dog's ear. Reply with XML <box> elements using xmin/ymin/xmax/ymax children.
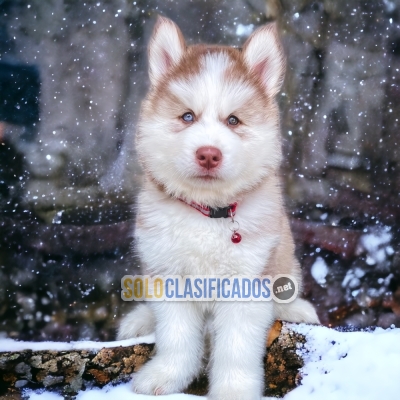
<box><xmin>148</xmin><ymin>16</ymin><xmax>186</xmax><ymax>86</ymax></box>
<box><xmin>242</xmin><ymin>23</ymin><xmax>285</xmax><ymax>97</ymax></box>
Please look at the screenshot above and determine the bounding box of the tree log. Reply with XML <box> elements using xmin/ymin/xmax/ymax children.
<box><xmin>0</xmin><ymin>216</ymin><xmax>134</xmax><ymax>255</ymax></box>
<box><xmin>290</xmin><ymin>218</ymin><xmax>362</xmax><ymax>259</ymax></box>
<box><xmin>0</xmin><ymin>322</ymin><xmax>305</xmax><ymax>399</ymax></box>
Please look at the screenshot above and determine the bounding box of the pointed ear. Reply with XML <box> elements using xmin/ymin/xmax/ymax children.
<box><xmin>148</xmin><ymin>16</ymin><xmax>186</xmax><ymax>86</ymax></box>
<box><xmin>242</xmin><ymin>23</ymin><xmax>285</xmax><ymax>96</ymax></box>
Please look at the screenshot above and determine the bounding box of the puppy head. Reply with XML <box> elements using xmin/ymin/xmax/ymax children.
<box><xmin>137</xmin><ymin>17</ymin><xmax>285</xmax><ymax>207</ymax></box>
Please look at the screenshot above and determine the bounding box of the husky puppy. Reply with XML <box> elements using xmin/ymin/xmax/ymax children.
<box><xmin>118</xmin><ymin>17</ymin><xmax>319</xmax><ymax>400</ymax></box>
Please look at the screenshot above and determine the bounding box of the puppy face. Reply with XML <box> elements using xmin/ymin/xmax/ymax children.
<box><xmin>137</xmin><ymin>17</ymin><xmax>285</xmax><ymax>207</ymax></box>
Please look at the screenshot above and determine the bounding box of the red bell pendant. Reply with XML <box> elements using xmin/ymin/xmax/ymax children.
<box><xmin>231</xmin><ymin>232</ymin><xmax>242</xmax><ymax>244</ymax></box>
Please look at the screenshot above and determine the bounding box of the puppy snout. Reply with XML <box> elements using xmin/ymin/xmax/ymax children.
<box><xmin>196</xmin><ymin>146</ymin><xmax>222</xmax><ymax>170</ymax></box>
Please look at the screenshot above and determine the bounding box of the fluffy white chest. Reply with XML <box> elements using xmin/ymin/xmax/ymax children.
<box><xmin>135</xmin><ymin>184</ymin><xmax>280</xmax><ymax>277</ymax></box>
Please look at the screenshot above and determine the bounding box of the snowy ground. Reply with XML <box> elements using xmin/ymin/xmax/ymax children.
<box><xmin>0</xmin><ymin>334</ymin><xmax>155</xmax><ymax>352</ymax></box>
<box><xmin>1</xmin><ymin>324</ymin><xmax>400</xmax><ymax>400</ymax></box>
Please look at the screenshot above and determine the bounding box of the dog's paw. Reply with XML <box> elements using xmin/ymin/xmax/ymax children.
<box><xmin>208</xmin><ymin>386</ymin><xmax>261</xmax><ymax>400</ymax></box>
<box><xmin>117</xmin><ymin>304</ymin><xmax>155</xmax><ymax>340</ymax></box>
<box><xmin>208</xmin><ymin>380</ymin><xmax>262</xmax><ymax>400</ymax></box>
<box><xmin>132</xmin><ymin>357</ymin><xmax>192</xmax><ymax>395</ymax></box>
<box><xmin>275</xmin><ymin>297</ymin><xmax>320</xmax><ymax>325</ymax></box>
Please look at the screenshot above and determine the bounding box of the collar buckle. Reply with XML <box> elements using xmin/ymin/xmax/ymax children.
<box><xmin>209</xmin><ymin>206</ymin><xmax>231</xmax><ymax>218</ymax></box>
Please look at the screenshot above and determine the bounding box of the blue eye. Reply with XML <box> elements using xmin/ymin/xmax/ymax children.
<box><xmin>228</xmin><ymin>115</ymin><xmax>239</xmax><ymax>125</ymax></box>
<box><xmin>182</xmin><ymin>112</ymin><xmax>194</xmax><ymax>123</ymax></box>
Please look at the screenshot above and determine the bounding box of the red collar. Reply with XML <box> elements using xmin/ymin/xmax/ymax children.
<box><xmin>178</xmin><ymin>198</ymin><xmax>237</xmax><ymax>218</ymax></box>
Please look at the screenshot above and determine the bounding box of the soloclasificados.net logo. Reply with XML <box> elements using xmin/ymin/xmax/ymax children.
<box><xmin>121</xmin><ymin>275</ymin><xmax>298</xmax><ymax>303</ymax></box>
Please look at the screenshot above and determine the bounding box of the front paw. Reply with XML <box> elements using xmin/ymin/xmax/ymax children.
<box><xmin>208</xmin><ymin>384</ymin><xmax>262</xmax><ymax>400</ymax></box>
<box><xmin>132</xmin><ymin>357</ymin><xmax>193</xmax><ymax>395</ymax></box>
<box><xmin>117</xmin><ymin>304</ymin><xmax>155</xmax><ymax>340</ymax></box>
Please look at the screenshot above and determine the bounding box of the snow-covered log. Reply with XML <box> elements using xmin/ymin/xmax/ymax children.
<box><xmin>0</xmin><ymin>321</ymin><xmax>304</xmax><ymax>398</ymax></box>
<box><xmin>2</xmin><ymin>323</ymin><xmax>400</xmax><ymax>399</ymax></box>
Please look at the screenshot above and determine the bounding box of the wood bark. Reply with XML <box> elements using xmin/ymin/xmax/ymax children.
<box><xmin>0</xmin><ymin>321</ymin><xmax>306</xmax><ymax>399</ymax></box>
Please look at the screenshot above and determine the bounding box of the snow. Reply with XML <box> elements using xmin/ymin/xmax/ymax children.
<box><xmin>0</xmin><ymin>334</ymin><xmax>155</xmax><ymax>352</ymax></box>
<box><xmin>359</xmin><ymin>226</ymin><xmax>392</xmax><ymax>266</ymax></box>
<box><xmin>342</xmin><ymin>266</ymin><xmax>365</xmax><ymax>289</ymax></box>
<box><xmin>8</xmin><ymin>325</ymin><xmax>400</xmax><ymax>400</ymax></box>
<box><xmin>310</xmin><ymin>257</ymin><xmax>328</xmax><ymax>286</ymax></box>
<box><xmin>28</xmin><ymin>392</ymin><xmax>62</xmax><ymax>400</ymax></box>
<box><xmin>235</xmin><ymin>23</ymin><xmax>254</xmax><ymax>37</ymax></box>
<box><xmin>26</xmin><ymin>384</ymin><xmax>205</xmax><ymax>400</ymax></box>
<box><xmin>286</xmin><ymin>324</ymin><xmax>400</xmax><ymax>400</ymax></box>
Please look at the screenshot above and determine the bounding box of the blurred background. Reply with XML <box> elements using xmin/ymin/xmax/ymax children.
<box><xmin>0</xmin><ymin>0</ymin><xmax>400</xmax><ymax>342</ymax></box>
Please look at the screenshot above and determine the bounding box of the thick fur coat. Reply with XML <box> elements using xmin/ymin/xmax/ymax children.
<box><xmin>118</xmin><ymin>17</ymin><xmax>319</xmax><ymax>400</ymax></box>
